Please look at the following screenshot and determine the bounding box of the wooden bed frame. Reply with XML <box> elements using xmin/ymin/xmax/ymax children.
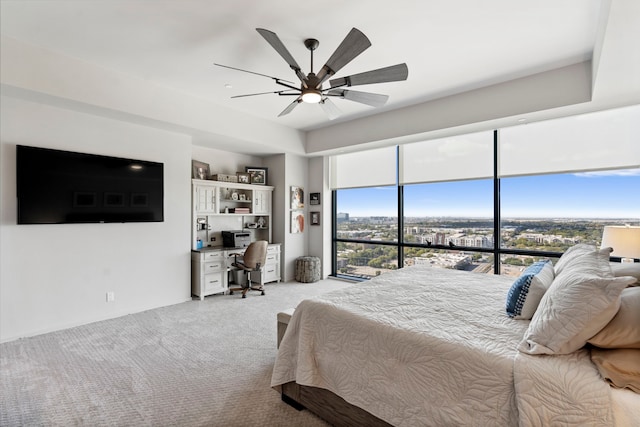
<box><xmin>276</xmin><ymin>309</ymin><xmax>392</xmax><ymax>426</ymax></box>
<box><xmin>277</xmin><ymin>381</ymin><xmax>392</xmax><ymax>427</ymax></box>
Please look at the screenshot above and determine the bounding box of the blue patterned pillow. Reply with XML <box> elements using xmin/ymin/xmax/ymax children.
<box><xmin>506</xmin><ymin>260</ymin><xmax>555</xmax><ymax>319</ymax></box>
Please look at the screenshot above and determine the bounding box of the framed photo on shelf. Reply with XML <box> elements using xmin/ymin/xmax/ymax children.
<box><xmin>192</xmin><ymin>160</ymin><xmax>210</xmax><ymax>180</ymax></box>
<box><xmin>310</xmin><ymin>211</ymin><xmax>320</xmax><ymax>226</ymax></box>
<box><xmin>245</xmin><ymin>167</ymin><xmax>268</xmax><ymax>185</ymax></box>
<box><xmin>310</xmin><ymin>192</ymin><xmax>320</xmax><ymax>205</ymax></box>
<box><xmin>236</xmin><ymin>172</ymin><xmax>251</xmax><ymax>184</ymax></box>
<box><xmin>291</xmin><ymin>211</ymin><xmax>304</xmax><ymax>233</ymax></box>
<box><xmin>291</xmin><ymin>186</ymin><xmax>304</xmax><ymax>209</ymax></box>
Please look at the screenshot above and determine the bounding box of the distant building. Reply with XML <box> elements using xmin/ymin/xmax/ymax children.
<box><xmin>337</xmin><ymin>212</ymin><xmax>350</xmax><ymax>223</ymax></box>
<box><xmin>519</xmin><ymin>232</ymin><xmax>579</xmax><ymax>245</ymax></box>
<box><xmin>414</xmin><ymin>253</ymin><xmax>471</xmax><ymax>269</ymax></box>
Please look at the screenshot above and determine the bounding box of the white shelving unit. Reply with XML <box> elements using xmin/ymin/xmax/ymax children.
<box><xmin>190</xmin><ymin>179</ymin><xmax>279</xmax><ymax>299</ymax></box>
<box><xmin>191</xmin><ymin>179</ymin><xmax>274</xmax><ymax>250</ymax></box>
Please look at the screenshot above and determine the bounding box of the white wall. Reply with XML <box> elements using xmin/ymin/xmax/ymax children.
<box><xmin>281</xmin><ymin>153</ymin><xmax>310</xmax><ymax>281</ymax></box>
<box><xmin>308</xmin><ymin>156</ymin><xmax>332</xmax><ymax>278</ymax></box>
<box><xmin>0</xmin><ymin>96</ymin><xmax>192</xmax><ymax>342</ymax></box>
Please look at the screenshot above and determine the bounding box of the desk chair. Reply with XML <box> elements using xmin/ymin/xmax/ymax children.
<box><xmin>228</xmin><ymin>240</ymin><xmax>268</xmax><ymax>298</ymax></box>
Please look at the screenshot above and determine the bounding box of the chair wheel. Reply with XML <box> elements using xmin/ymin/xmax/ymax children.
<box><xmin>229</xmin><ymin>290</ymin><xmax>234</xmax><ymax>295</ymax></box>
<box><xmin>261</xmin><ymin>291</ymin><xmax>265</xmax><ymax>295</ymax></box>
<box><xmin>242</xmin><ymin>294</ymin><xmax>246</xmax><ymax>298</ymax></box>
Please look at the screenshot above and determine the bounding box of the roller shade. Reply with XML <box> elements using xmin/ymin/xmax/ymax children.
<box><xmin>330</xmin><ymin>146</ymin><xmax>397</xmax><ymax>189</ymax></box>
<box><xmin>499</xmin><ymin>104</ymin><xmax>640</xmax><ymax>177</ymax></box>
<box><xmin>399</xmin><ymin>131</ymin><xmax>494</xmax><ymax>185</ymax></box>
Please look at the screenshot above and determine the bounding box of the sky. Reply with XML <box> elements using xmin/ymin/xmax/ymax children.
<box><xmin>336</xmin><ymin>168</ymin><xmax>640</xmax><ymax>219</ymax></box>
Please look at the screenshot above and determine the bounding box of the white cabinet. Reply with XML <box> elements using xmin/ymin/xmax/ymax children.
<box><xmin>191</xmin><ymin>244</ymin><xmax>280</xmax><ymax>300</ymax></box>
<box><xmin>191</xmin><ymin>250</ymin><xmax>227</xmax><ymax>300</ymax></box>
<box><xmin>191</xmin><ymin>179</ymin><xmax>279</xmax><ymax>299</ymax></box>
<box><xmin>253</xmin><ymin>189</ymin><xmax>271</xmax><ymax>215</ymax></box>
<box><xmin>263</xmin><ymin>244</ymin><xmax>281</xmax><ymax>283</ymax></box>
<box><xmin>192</xmin><ymin>179</ymin><xmax>274</xmax><ymax>250</ymax></box>
<box><xmin>194</xmin><ymin>185</ymin><xmax>216</xmax><ymax>213</ymax></box>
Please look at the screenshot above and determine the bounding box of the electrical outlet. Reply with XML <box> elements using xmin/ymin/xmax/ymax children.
<box><xmin>106</xmin><ymin>292</ymin><xmax>115</xmax><ymax>302</ymax></box>
<box><xmin>211</xmin><ymin>237</ymin><xmax>216</xmax><ymax>242</ymax></box>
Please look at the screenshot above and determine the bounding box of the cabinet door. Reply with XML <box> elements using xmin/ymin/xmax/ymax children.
<box><xmin>196</xmin><ymin>185</ymin><xmax>216</xmax><ymax>213</ymax></box>
<box><xmin>253</xmin><ymin>189</ymin><xmax>271</xmax><ymax>215</ymax></box>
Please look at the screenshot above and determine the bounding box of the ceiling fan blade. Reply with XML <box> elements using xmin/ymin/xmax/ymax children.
<box><xmin>214</xmin><ymin>63</ymin><xmax>296</xmax><ymax>85</ymax></box>
<box><xmin>329</xmin><ymin>63</ymin><xmax>409</xmax><ymax>89</ymax></box>
<box><xmin>231</xmin><ymin>90</ymin><xmax>297</xmax><ymax>99</ymax></box>
<box><xmin>256</xmin><ymin>28</ymin><xmax>307</xmax><ymax>82</ymax></box>
<box><xmin>320</xmin><ymin>98</ymin><xmax>341</xmax><ymax>120</ymax></box>
<box><xmin>278</xmin><ymin>99</ymin><xmax>301</xmax><ymax>117</ymax></box>
<box><xmin>326</xmin><ymin>89</ymin><xmax>389</xmax><ymax>107</ymax></box>
<box><xmin>316</xmin><ymin>28</ymin><xmax>371</xmax><ymax>85</ymax></box>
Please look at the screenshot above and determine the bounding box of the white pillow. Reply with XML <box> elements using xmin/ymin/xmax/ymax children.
<box><xmin>588</xmin><ymin>286</ymin><xmax>640</xmax><ymax>349</ymax></box>
<box><xmin>518</xmin><ymin>272</ymin><xmax>636</xmax><ymax>355</ymax></box>
<box><xmin>554</xmin><ymin>244</ymin><xmax>612</xmax><ymax>278</ymax></box>
<box><xmin>505</xmin><ymin>260</ymin><xmax>554</xmax><ymax>319</ymax></box>
<box><xmin>610</xmin><ymin>263</ymin><xmax>640</xmax><ymax>281</ymax></box>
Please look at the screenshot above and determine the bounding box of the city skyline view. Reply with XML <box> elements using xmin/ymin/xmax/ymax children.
<box><xmin>337</xmin><ymin>168</ymin><xmax>640</xmax><ymax>220</ymax></box>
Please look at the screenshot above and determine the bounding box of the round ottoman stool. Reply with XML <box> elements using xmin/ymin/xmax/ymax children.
<box><xmin>295</xmin><ymin>256</ymin><xmax>321</xmax><ymax>283</ymax></box>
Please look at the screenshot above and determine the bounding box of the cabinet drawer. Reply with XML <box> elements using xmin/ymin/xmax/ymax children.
<box><xmin>203</xmin><ymin>251</ymin><xmax>224</xmax><ymax>262</ymax></box>
<box><xmin>266</xmin><ymin>254</ymin><xmax>278</xmax><ymax>264</ymax></box>
<box><xmin>264</xmin><ymin>267</ymin><xmax>278</xmax><ymax>282</ymax></box>
<box><xmin>203</xmin><ymin>273</ymin><xmax>225</xmax><ymax>293</ymax></box>
<box><xmin>203</xmin><ymin>261</ymin><xmax>225</xmax><ymax>273</ymax></box>
<box><xmin>267</xmin><ymin>246</ymin><xmax>279</xmax><ymax>254</ymax></box>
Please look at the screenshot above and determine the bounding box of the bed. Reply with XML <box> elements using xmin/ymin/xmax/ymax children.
<box><xmin>271</xmin><ymin>248</ymin><xmax>640</xmax><ymax>426</ymax></box>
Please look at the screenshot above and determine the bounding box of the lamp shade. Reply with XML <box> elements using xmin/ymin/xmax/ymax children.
<box><xmin>601</xmin><ymin>226</ymin><xmax>640</xmax><ymax>260</ymax></box>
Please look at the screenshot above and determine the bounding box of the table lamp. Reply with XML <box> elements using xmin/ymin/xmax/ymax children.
<box><xmin>601</xmin><ymin>225</ymin><xmax>640</xmax><ymax>263</ymax></box>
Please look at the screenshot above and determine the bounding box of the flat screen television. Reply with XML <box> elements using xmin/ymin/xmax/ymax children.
<box><xmin>17</xmin><ymin>145</ymin><xmax>164</xmax><ymax>224</ymax></box>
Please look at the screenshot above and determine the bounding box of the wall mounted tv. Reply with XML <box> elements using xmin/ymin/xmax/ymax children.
<box><xmin>17</xmin><ymin>145</ymin><xmax>164</xmax><ymax>224</ymax></box>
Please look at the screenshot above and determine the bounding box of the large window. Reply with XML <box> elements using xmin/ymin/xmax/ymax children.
<box><xmin>403</xmin><ymin>179</ymin><xmax>495</xmax><ymax>273</ymax></box>
<box><xmin>332</xmin><ymin>105</ymin><xmax>640</xmax><ymax>280</ymax></box>
<box><xmin>335</xmin><ymin>186</ymin><xmax>398</xmax><ymax>278</ymax></box>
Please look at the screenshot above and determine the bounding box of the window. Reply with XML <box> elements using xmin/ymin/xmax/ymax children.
<box><xmin>335</xmin><ymin>186</ymin><xmax>398</xmax><ymax>278</ymax></box>
<box><xmin>332</xmin><ymin>106</ymin><xmax>640</xmax><ymax>280</ymax></box>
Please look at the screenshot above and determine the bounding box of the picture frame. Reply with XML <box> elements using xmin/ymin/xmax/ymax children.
<box><xmin>291</xmin><ymin>211</ymin><xmax>304</xmax><ymax>233</ymax></box>
<box><xmin>310</xmin><ymin>192</ymin><xmax>320</xmax><ymax>205</ymax></box>
<box><xmin>310</xmin><ymin>211</ymin><xmax>320</xmax><ymax>226</ymax></box>
<box><xmin>291</xmin><ymin>186</ymin><xmax>304</xmax><ymax>209</ymax></box>
<box><xmin>192</xmin><ymin>160</ymin><xmax>210</xmax><ymax>180</ymax></box>
<box><xmin>236</xmin><ymin>172</ymin><xmax>251</xmax><ymax>184</ymax></box>
<box><xmin>245</xmin><ymin>166</ymin><xmax>268</xmax><ymax>186</ymax></box>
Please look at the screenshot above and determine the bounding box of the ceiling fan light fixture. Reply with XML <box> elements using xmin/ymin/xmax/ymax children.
<box><xmin>301</xmin><ymin>89</ymin><xmax>322</xmax><ymax>104</ymax></box>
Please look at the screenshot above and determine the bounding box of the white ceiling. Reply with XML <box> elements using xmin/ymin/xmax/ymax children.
<box><xmin>0</xmin><ymin>0</ymin><xmax>605</xmax><ymax>131</ymax></box>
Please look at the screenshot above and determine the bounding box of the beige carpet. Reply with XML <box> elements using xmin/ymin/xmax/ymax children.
<box><xmin>1</xmin><ymin>279</ymin><xmax>351</xmax><ymax>426</ymax></box>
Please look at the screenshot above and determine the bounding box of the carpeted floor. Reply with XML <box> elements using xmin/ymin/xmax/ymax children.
<box><xmin>1</xmin><ymin>279</ymin><xmax>352</xmax><ymax>426</ymax></box>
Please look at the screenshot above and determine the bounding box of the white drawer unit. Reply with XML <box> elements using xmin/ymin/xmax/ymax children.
<box><xmin>263</xmin><ymin>244</ymin><xmax>281</xmax><ymax>284</ymax></box>
<box><xmin>191</xmin><ymin>250</ymin><xmax>227</xmax><ymax>300</ymax></box>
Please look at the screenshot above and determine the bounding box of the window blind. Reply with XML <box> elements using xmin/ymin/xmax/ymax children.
<box><xmin>330</xmin><ymin>146</ymin><xmax>397</xmax><ymax>189</ymax></box>
<box><xmin>499</xmin><ymin>104</ymin><xmax>640</xmax><ymax>177</ymax></box>
<box><xmin>399</xmin><ymin>131</ymin><xmax>494</xmax><ymax>185</ymax></box>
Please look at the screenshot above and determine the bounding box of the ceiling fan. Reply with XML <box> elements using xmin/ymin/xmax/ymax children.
<box><xmin>215</xmin><ymin>27</ymin><xmax>408</xmax><ymax>119</ymax></box>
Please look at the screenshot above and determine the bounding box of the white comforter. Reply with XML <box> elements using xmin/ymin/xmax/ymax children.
<box><xmin>271</xmin><ymin>266</ymin><xmax>616</xmax><ymax>426</ymax></box>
